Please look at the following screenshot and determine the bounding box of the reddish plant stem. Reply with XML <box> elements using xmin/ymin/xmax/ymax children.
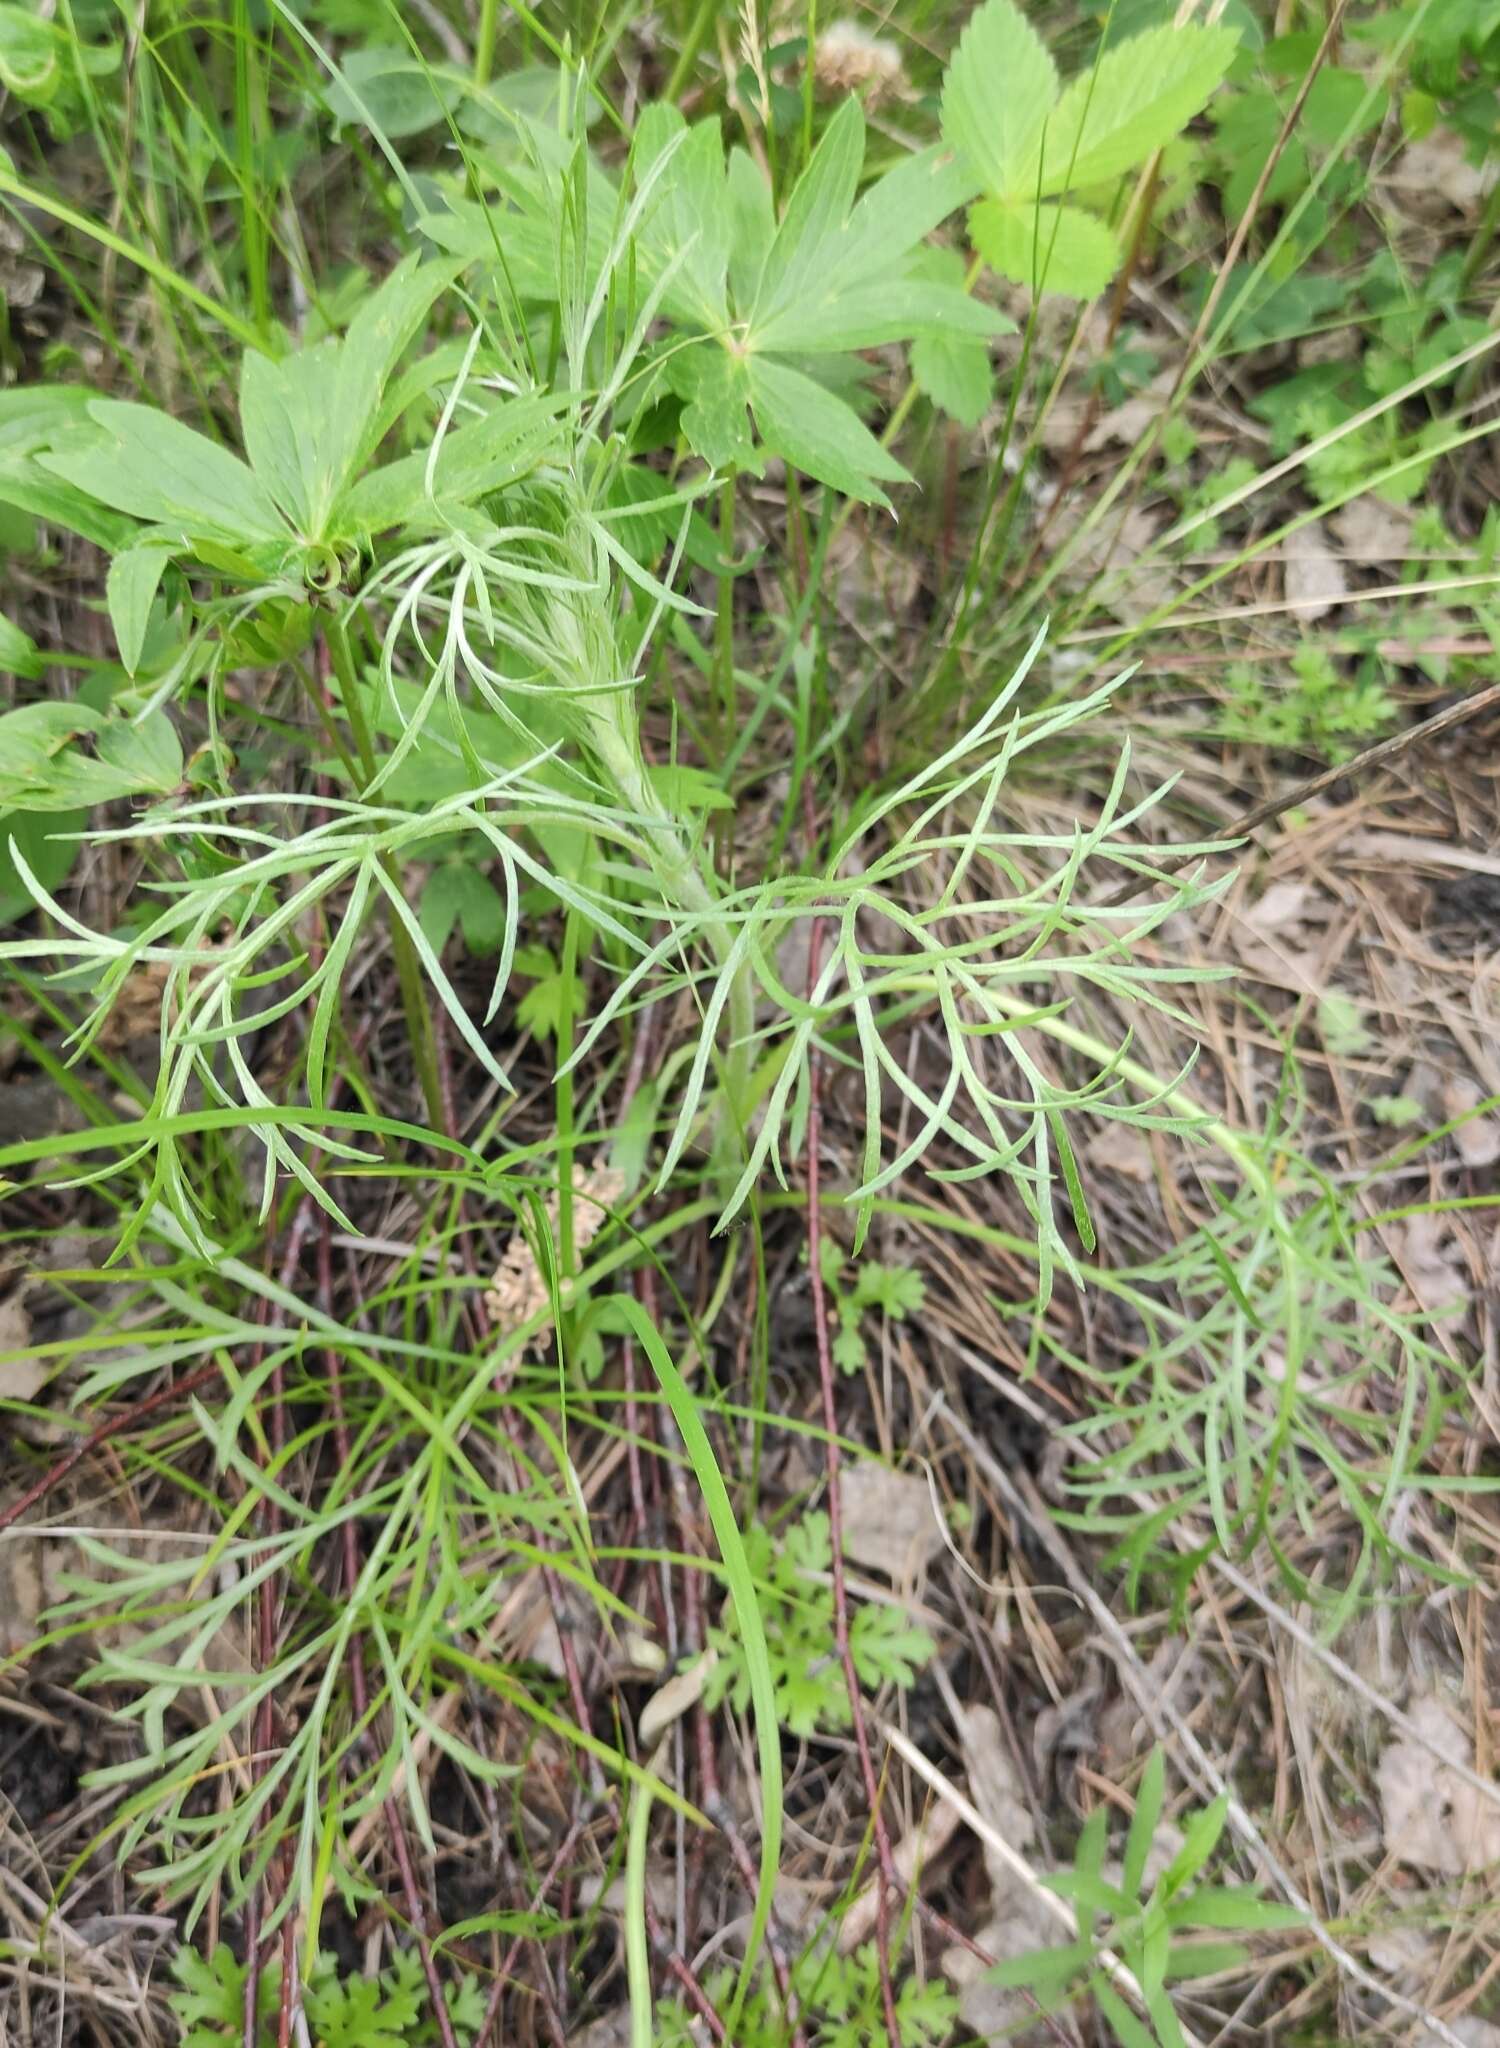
<box><xmin>798</xmin><ymin>818</ymin><xmax>902</xmax><ymax>2048</ymax></box>
<box><xmin>0</xmin><ymin>1361</ymin><xmax>224</xmax><ymax>1537</ymax></box>
<box><xmin>317</xmin><ymin>1215</ymin><xmax>461</xmax><ymax>2048</ymax></box>
<box><xmin>472</xmin><ymin>1819</ymin><xmax>584</xmax><ymax>2048</ymax></box>
<box><xmin>644</xmin><ymin>1265</ymin><xmax>808</xmax><ymax>2048</ymax></box>
<box><xmin>643</xmin><ymin>1900</ymin><xmax>730</xmax><ymax>2044</ymax></box>
<box><xmin>244</xmin><ymin>1201</ymin><xmax>321</xmax><ymax>2045</ymax></box>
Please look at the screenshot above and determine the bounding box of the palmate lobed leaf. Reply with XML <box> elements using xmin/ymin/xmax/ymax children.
<box><xmin>0</xmin><ymin>701</ymin><xmax>182</xmax><ymax>811</ymax></box>
<box><xmin>908</xmin><ymin>247</ymin><xmax>996</xmax><ymax>424</ymax></box>
<box><xmin>234</xmin><ymin>249</ymin><xmax>456</xmax><ymax>544</ymax></box>
<box><xmin>745</xmin><ymin>355</ymin><xmax>909</xmax><ymax>508</ymax></box>
<box><xmin>106</xmin><ymin>542</ymin><xmax>173</xmax><ymax>675</ymax></box>
<box><xmin>40</xmin><ymin>399</ymin><xmax>286</xmax><ymax>546</ymax></box>
<box><xmin>338</xmin><ymin>391</ymin><xmax>570</xmax><ymax>534</ymax></box>
<box><xmin>624</xmin><ymin>93</ymin><xmax>1006</xmax><ymax>490</ymax></box>
<box><xmin>630</xmin><ymin>105</ymin><xmax>732</xmax><ymax>330</ymax></box>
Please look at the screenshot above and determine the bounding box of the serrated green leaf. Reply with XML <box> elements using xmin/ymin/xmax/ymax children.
<box><xmin>850</xmin><ymin>1260</ymin><xmax>926</xmax><ymax>1317</ymax></box>
<box><xmin>746</xmin><ymin>356</ymin><xmax>908</xmax><ymax>506</ymax></box>
<box><xmin>1026</xmin><ymin>22</ymin><xmax>1239</xmax><ymax>196</ymax></box>
<box><xmin>1368</xmin><ymin>1093</ymin><xmax>1424</xmax><ymax>1127</ymax></box>
<box><xmin>832</xmin><ymin>1321</ymin><xmax>868</xmax><ymax>1375</ymax></box>
<box><xmin>106</xmin><ymin>543</ymin><xmax>172</xmax><ymax>675</ymax></box>
<box><xmin>849</xmin><ymin>1602</ymin><xmax>935</xmax><ymax>1691</ymax></box>
<box><xmin>1317</xmin><ymin>991</ymin><xmax>1370</xmax><ymax>1056</ymax></box>
<box><xmin>940</xmin><ymin>0</ymin><xmax>1058</xmax><ymax>198</ymax></box>
<box><xmin>970</xmin><ymin>196</ymin><xmax>1121</xmax><ymax>298</ymax></box>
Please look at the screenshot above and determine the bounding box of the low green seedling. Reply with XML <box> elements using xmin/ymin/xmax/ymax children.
<box><xmin>658</xmin><ymin>1940</ymin><xmax>957</xmax><ymax>2048</ymax></box>
<box><xmin>704</xmin><ymin>1511</ymin><xmax>933</xmax><ymax>1738</ymax></box>
<box><xmin>1221</xmin><ymin>645</ymin><xmax>1394</xmax><ymax>760</ymax></box>
<box><xmin>819</xmin><ymin>1240</ymin><xmax>927</xmax><ymax>1376</ymax></box>
<box><xmin>169</xmin><ymin>1943</ymin><xmax>484</xmax><ymax>2048</ymax></box>
<box><xmin>991</xmin><ymin>1750</ymin><xmax>1302</xmax><ymax>2048</ymax></box>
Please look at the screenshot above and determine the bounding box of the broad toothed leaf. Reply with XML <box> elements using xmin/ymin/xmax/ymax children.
<box><xmin>970</xmin><ymin>196</ymin><xmax>1121</xmax><ymax>298</ymax></box>
<box><xmin>940</xmin><ymin>0</ymin><xmax>1058</xmax><ymax>197</ymax></box>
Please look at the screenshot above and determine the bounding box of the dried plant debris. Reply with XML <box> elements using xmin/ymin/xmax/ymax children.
<box><xmin>1377</xmin><ymin>1695</ymin><xmax>1500</xmax><ymax>1876</ymax></box>
<box><xmin>484</xmin><ymin>1162</ymin><xmax>625</xmax><ymax>1334</ymax></box>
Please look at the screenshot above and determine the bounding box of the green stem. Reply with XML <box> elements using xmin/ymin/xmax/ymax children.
<box><xmin>475</xmin><ymin>0</ymin><xmax>499</xmax><ymax>85</ymax></box>
<box><xmin>232</xmin><ymin>0</ymin><xmax>270</xmax><ymax>340</ymax></box>
<box><xmin>586</xmin><ymin>713</ymin><xmax>755</xmax><ymax>1120</ymax></box>
<box><xmin>664</xmin><ymin>0</ymin><xmax>719</xmax><ymax>100</ymax></box>
<box><xmin>716</xmin><ymin>467</ymin><xmax>738</xmax><ymax>745</ymax></box>
<box><xmin>324</xmin><ymin>611</ymin><xmax>446</xmax><ymax>1134</ymax></box>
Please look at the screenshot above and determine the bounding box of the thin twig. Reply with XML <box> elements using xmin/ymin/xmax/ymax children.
<box><xmin>1100</xmin><ymin>677</ymin><xmax>1500</xmax><ymax>911</ymax></box>
<box><xmin>472</xmin><ymin>1820</ymin><xmax>584</xmax><ymax>2048</ymax></box>
<box><xmin>318</xmin><ymin>1215</ymin><xmax>461</xmax><ymax>2048</ymax></box>
<box><xmin>801</xmin><ymin>785</ymin><xmax>902</xmax><ymax>2048</ymax></box>
<box><xmin>0</xmin><ymin>1362</ymin><xmax>224</xmax><ymax>1539</ymax></box>
<box><xmin>933</xmin><ymin>1393</ymin><xmax>1472</xmax><ymax>2048</ymax></box>
<box><xmin>881</xmin><ymin>1720</ymin><xmax>1204</xmax><ymax>2048</ymax></box>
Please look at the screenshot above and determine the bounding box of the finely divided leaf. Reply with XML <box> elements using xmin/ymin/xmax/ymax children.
<box><xmin>940</xmin><ymin>0</ymin><xmax>1057</xmax><ymax>198</ymax></box>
